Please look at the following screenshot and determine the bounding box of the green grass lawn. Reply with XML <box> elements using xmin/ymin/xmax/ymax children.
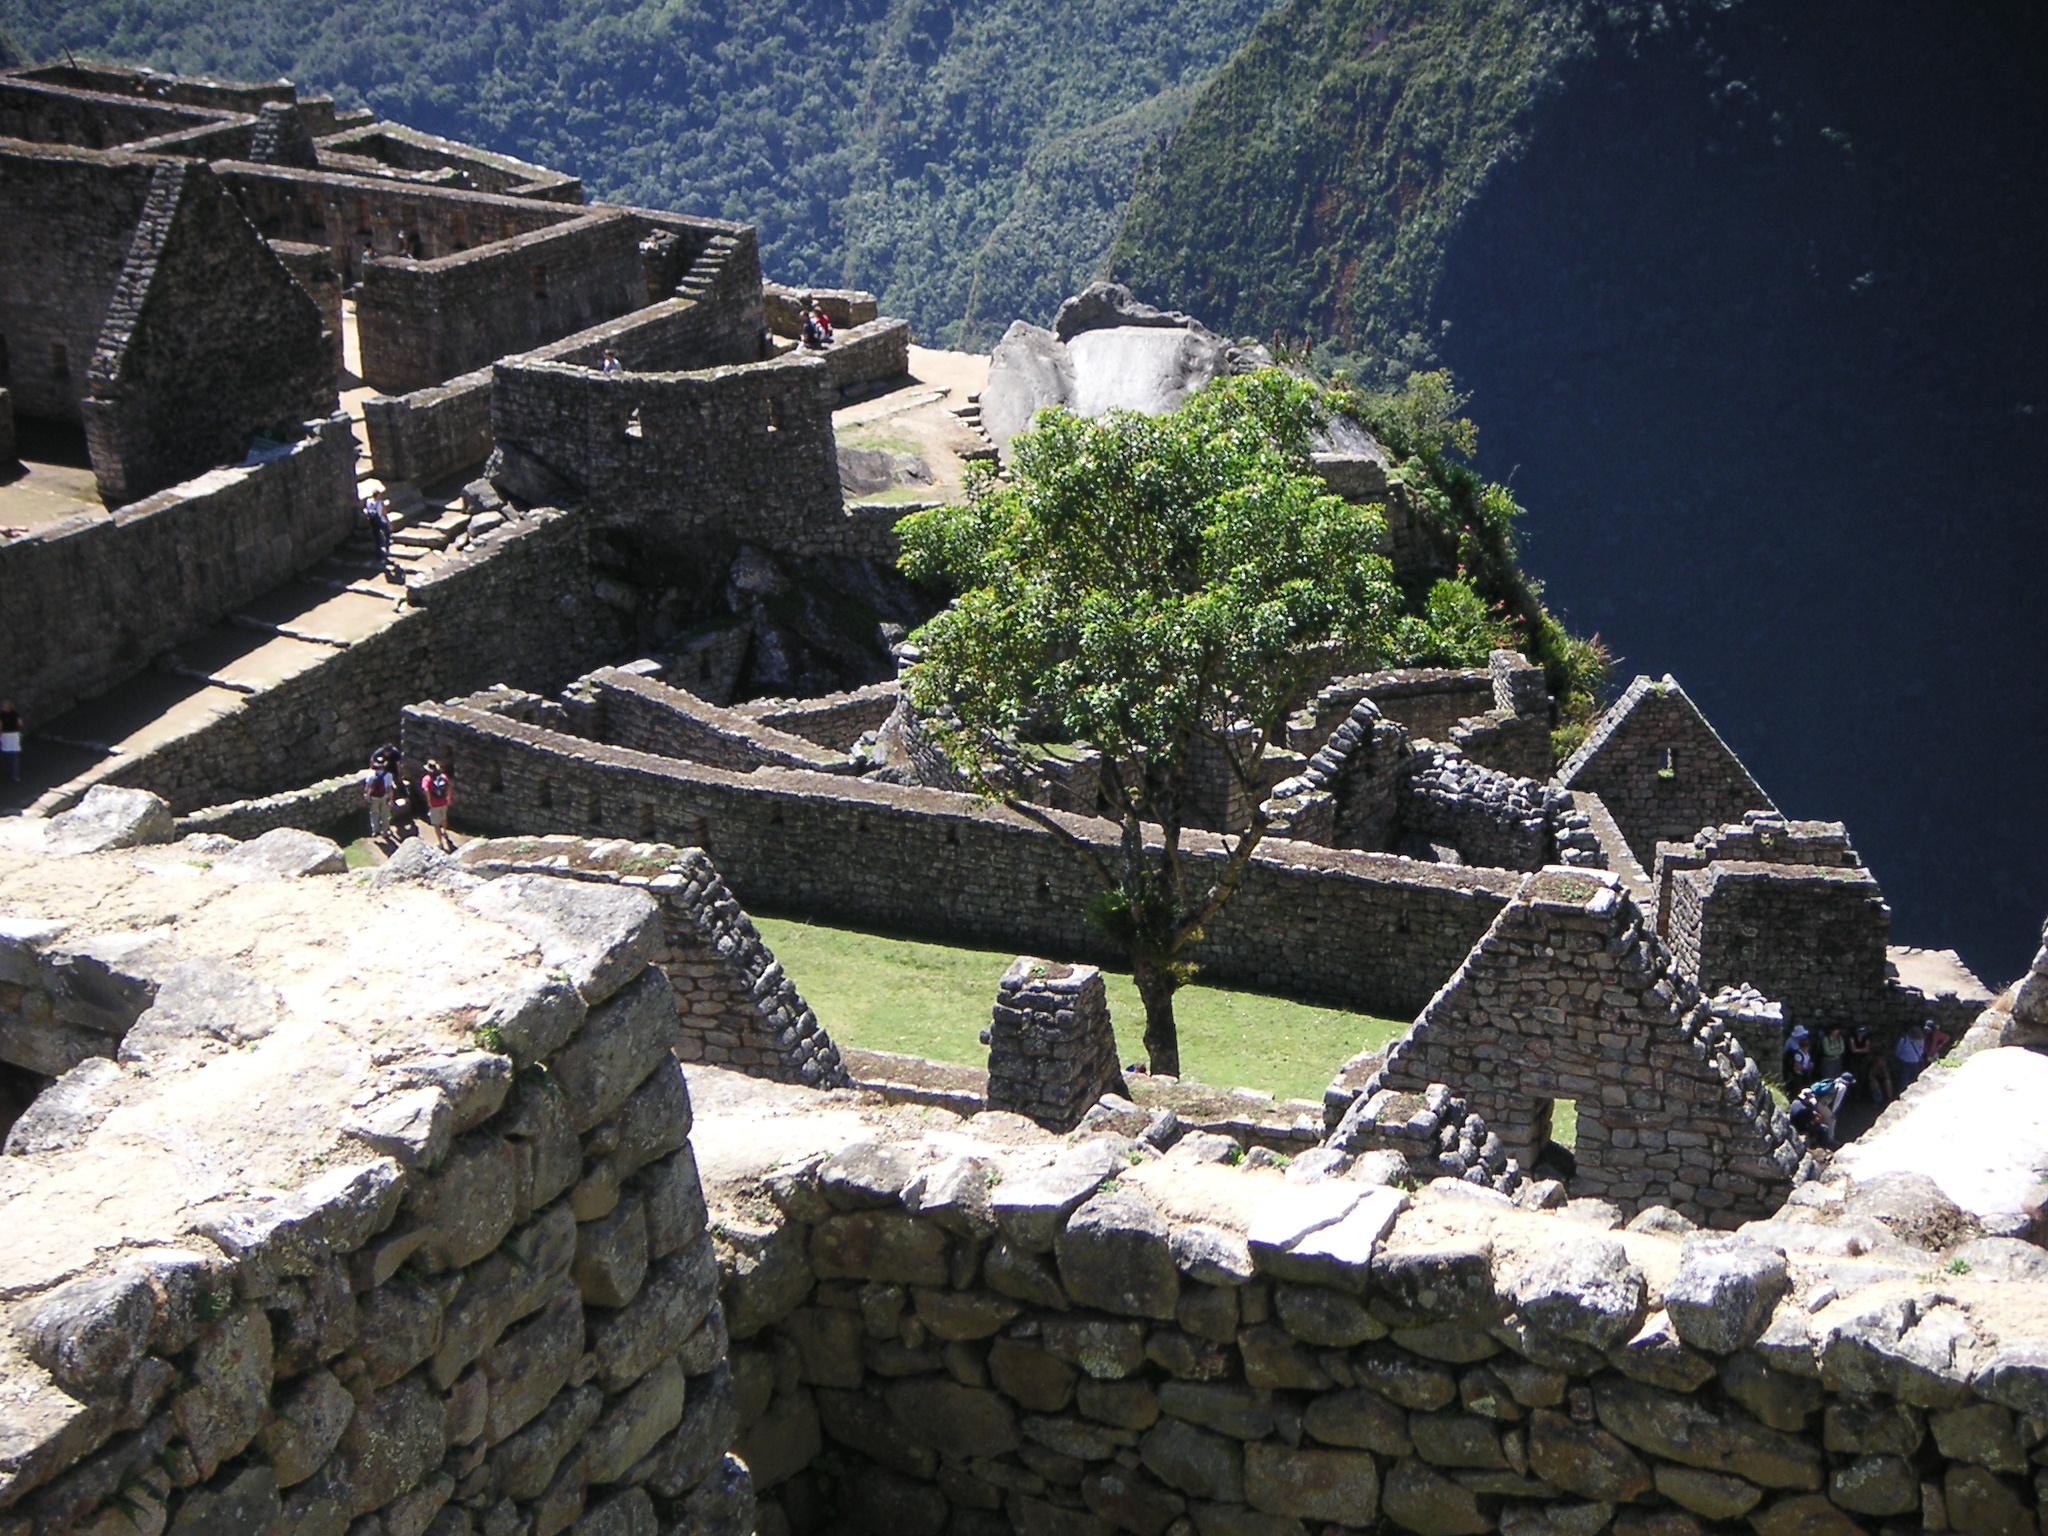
<box><xmin>753</xmin><ymin>915</ymin><xmax>1411</xmax><ymax>1105</ymax></box>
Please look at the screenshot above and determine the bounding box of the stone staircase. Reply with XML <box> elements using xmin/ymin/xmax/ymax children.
<box><xmin>675</xmin><ymin>232</ymin><xmax>742</xmax><ymax>303</ymax></box>
<box><xmin>950</xmin><ymin>392</ymin><xmax>998</xmax><ymax>462</ymax></box>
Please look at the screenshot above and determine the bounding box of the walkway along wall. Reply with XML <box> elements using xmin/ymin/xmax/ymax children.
<box><xmin>400</xmin><ymin>698</ymin><xmax>1520</xmax><ymax>1018</ymax></box>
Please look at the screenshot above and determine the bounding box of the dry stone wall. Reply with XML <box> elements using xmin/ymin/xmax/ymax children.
<box><xmin>400</xmin><ymin>699</ymin><xmax>1521</xmax><ymax>1018</ymax></box>
<box><xmin>1665</xmin><ymin>864</ymin><xmax>1894</xmax><ymax>1042</ymax></box>
<box><xmin>985</xmin><ymin>959</ymin><xmax>1124</xmax><ymax>1132</ymax></box>
<box><xmin>80</xmin><ymin>158</ymin><xmax>337</xmax><ymax>505</ymax></box>
<box><xmin>0</xmin><ymin>836</ymin><xmax>752</xmax><ymax>1535</ymax></box>
<box><xmin>0</xmin><ymin>413</ymin><xmax>357</xmax><ymax>728</ymax></box>
<box><xmin>457</xmin><ymin>835</ymin><xmax>852</xmax><ymax>1089</ymax></box>
<box><xmin>733</xmin><ymin>685</ymin><xmax>901</xmax><ymax>753</ymax></box>
<box><xmin>1369</xmin><ymin>868</ymin><xmax>1803</xmax><ymax>1225</ymax></box>
<box><xmin>1559</xmin><ymin>678</ymin><xmax>1776</xmax><ymax>870</ymax></box>
<box><xmin>702</xmin><ymin>1108</ymin><xmax>2048</xmax><ymax>1536</ymax></box>
<box><xmin>572</xmin><ymin>669</ymin><xmax>857</xmax><ymax>776</ymax></box>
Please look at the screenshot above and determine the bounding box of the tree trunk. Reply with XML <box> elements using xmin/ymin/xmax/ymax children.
<box><xmin>1133</xmin><ymin>956</ymin><xmax>1181</xmax><ymax>1077</ymax></box>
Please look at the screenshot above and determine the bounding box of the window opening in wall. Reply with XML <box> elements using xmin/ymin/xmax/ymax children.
<box><xmin>698</xmin><ymin>654</ymin><xmax>712</xmax><ymax>683</ymax></box>
<box><xmin>50</xmin><ymin>342</ymin><xmax>68</xmax><ymax>378</ymax></box>
<box><xmin>1657</xmin><ymin>748</ymin><xmax>1676</xmax><ymax>782</ymax></box>
<box><xmin>586</xmin><ymin>792</ymin><xmax>603</xmax><ymax>827</ymax></box>
<box><xmin>489</xmin><ymin>762</ymin><xmax>505</xmax><ymax>794</ymax></box>
<box><xmin>533</xmin><ymin>269</ymin><xmax>549</xmax><ymax>301</ymax></box>
<box><xmin>624</xmin><ymin>408</ymin><xmax>643</xmax><ymax>441</ymax></box>
<box><xmin>636</xmin><ymin>803</ymin><xmax>655</xmax><ymax>838</ymax></box>
<box><xmin>537</xmin><ymin>778</ymin><xmax>553</xmax><ymax>810</ymax></box>
<box><xmin>1530</xmin><ymin>1097</ymin><xmax>1579</xmax><ymax>1183</ymax></box>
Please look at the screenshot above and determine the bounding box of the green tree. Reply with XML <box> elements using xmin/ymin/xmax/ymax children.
<box><xmin>896</xmin><ymin>371</ymin><xmax>1407</xmax><ymax>1074</ymax></box>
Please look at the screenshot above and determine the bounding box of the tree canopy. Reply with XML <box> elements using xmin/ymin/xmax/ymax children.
<box><xmin>897</xmin><ymin>370</ymin><xmax>1409</xmax><ymax>1072</ymax></box>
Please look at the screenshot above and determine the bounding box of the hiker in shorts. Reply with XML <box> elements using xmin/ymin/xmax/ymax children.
<box><xmin>362</xmin><ymin>749</ymin><xmax>397</xmax><ymax>844</ymax></box>
<box><xmin>421</xmin><ymin>760</ymin><xmax>455</xmax><ymax>852</ymax></box>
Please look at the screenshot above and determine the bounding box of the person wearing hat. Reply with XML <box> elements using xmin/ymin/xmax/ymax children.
<box><xmin>1782</xmin><ymin>1024</ymin><xmax>1814</xmax><ymax>1091</ymax></box>
<box><xmin>420</xmin><ymin>759</ymin><xmax>455</xmax><ymax>852</ymax></box>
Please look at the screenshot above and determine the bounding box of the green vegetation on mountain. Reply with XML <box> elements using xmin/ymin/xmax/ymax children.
<box><xmin>4</xmin><ymin>0</ymin><xmax>1274</xmax><ymax>347</ymax></box>
<box><xmin>1110</xmin><ymin>0</ymin><xmax>1697</xmax><ymax>383</ymax></box>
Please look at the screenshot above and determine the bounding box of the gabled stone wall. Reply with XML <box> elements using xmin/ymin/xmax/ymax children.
<box><xmin>572</xmin><ymin>668</ymin><xmax>859</xmax><ymax>775</ymax></box>
<box><xmin>1559</xmin><ymin>677</ymin><xmax>1776</xmax><ymax>869</ymax></box>
<box><xmin>80</xmin><ymin>158</ymin><xmax>337</xmax><ymax>505</ymax></box>
<box><xmin>1369</xmin><ymin>868</ymin><xmax>1800</xmax><ymax>1224</ymax></box>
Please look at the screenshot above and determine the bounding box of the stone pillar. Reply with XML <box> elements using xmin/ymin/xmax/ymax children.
<box><xmin>985</xmin><ymin>957</ymin><xmax>1121</xmax><ymax>1132</ymax></box>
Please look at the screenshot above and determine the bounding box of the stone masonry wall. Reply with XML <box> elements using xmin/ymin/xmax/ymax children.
<box><xmin>458</xmin><ymin>836</ymin><xmax>853</xmax><ymax>1089</ymax></box>
<box><xmin>0</xmin><ymin>413</ymin><xmax>357</xmax><ymax>728</ymax></box>
<box><xmin>61</xmin><ymin>504</ymin><xmax>632</xmax><ymax>813</ymax></box>
<box><xmin>215</xmin><ymin>162</ymin><xmax>580</xmax><ymax>282</ymax></box>
<box><xmin>489</xmin><ymin>353</ymin><xmax>876</xmax><ymax>561</ymax></box>
<box><xmin>1651</xmin><ymin>815</ymin><xmax>1862</xmax><ymax>941</ymax></box>
<box><xmin>1559</xmin><ymin>677</ymin><xmax>1777</xmax><ymax>869</ymax></box>
<box><xmin>0</xmin><ymin>142</ymin><xmax>158</xmax><ymax>424</ymax></box>
<box><xmin>734</xmin><ymin>685</ymin><xmax>901</xmax><ymax>753</ymax></box>
<box><xmin>1665</xmin><ymin>863</ymin><xmax>1894</xmax><ymax>1040</ymax></box>
<box><xmin>0</xmin><ymin>846</ymin><xmax>751</xmax><ymax>1534</ymax></box>
<box><xmin>364</xmin><ymin>253</ymin><xmax>762</xmax><ymax>486</ymax></box>
<box><xmin>985</xmin><ymin>959</ymin><xmax>1123</xmax><ymax>1132</ymax></box>
<box><xmin>400</xmin><ymin>700</ymin><xmax>1518</xmax><ymax>1017</ymax></box>
<box><xmin>1370</xmin><ymin>868</ymin><xmax>1802</xmax><ymax>1224</ymax></box>
<box><xmin>0</xmin><ymin>76</ymin><xmax>233</xmax><ymax>149</ymax></box>
<box><xmin>574</xmin><ymin>668</ymin><xmax>858</xmax><ymax>775</ymax></box>
<box><xmin>710</xmin><ymin>1117</ymin><xmax>2048</xmax><ymax>1536</ymax></box>
<box><xmin>80</xmin><ymin>158</ymin><xmax>337</xmax><ymax>505</ymax></box>
<box><xmin>357</xmin><ymin>211</ymin><xmax>647</xmax><ymax>393</ymax></box>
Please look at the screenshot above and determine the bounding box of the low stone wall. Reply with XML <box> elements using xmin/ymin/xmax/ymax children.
<box><xmin>735</xmin><ymin>684</ymin><xmax>901</xmax><ymax>752</ymax></box>
<box><xmin>763</xmin><ymin>284</ymin><xmax>880</xmax><ymax>334</ymax></box>
<box><xmin>0</xmin><ymin>412</ymin><xmax>357</xmax><ymax>727</ymax></box>
<box><xmin>174</xmin><ymin>772</ymin><xmax>364</xmax><ymax>842</ymax></box>
<box><xmin>707</xmin><ymin>1107</ymin><xmax>2048</xmax><ymax>1536</ymax></box>
<box><xmin>0</xmin><ymin>837</ymin><xmax>750</xmax><ymax>1532</ymax></box>
<box><xmin>814</xmin><ymin>319</ymin><xmax>913</xmax><ymax>402</ymax></box>
<box><xmin>575</xmin><ymin>668</ymin><xmax>858</xmax><ymax>775</ymax></box>
<box><xmin>401</xmin><ymin>699</ymin><xmax>1519</xmax><ymax>1017</ymax></box>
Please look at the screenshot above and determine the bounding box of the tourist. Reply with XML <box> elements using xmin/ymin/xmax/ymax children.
<box><xmin>1846</xmin><ymin>1025</ymin><xmax>1893</xmax><ymax>1104</ymax></box>
<box><xmin>421</xmin><ymin>760</ymin><xmax>456</xmax><ymax>852</ymax></box>
<box><xmin>1790</xmin><ymin>1073</ymin><xmax>1854</xmax><ymax>1148</ymax></box>
<box><xmin>363</xmin><ymin>489</ymin><xmax>392</xmax><ymax>569</ymax></box>
<box><xmin>1894</xmin><ymin>1020</ymin><xmax>1931</xmax><ymax>1091</ymax></box>
<box><xmin>1817</xmin><ymin>1023</ymin><xmax>1848</xmax><ymax>1079</ymax></box>
<box><xmin>800</xmin><ymin>299</ymin><xmax>831</xmax><ymax>349</ymax></box>
<box><xmin>601</xmin><ymin>349</ymin><xmax>623</xmax><ymax>375</ymax></box>
<box><xmin>362</xmin><ymin>749</ymin><xmax>397</xmax><ymax>844</ymax></box>
<box><xmin>1782</xmin><ymin>1023</ymin><xmax>1813</xmax><ymax>1089</ymax></box>
<box><xmin>0</xmin><ymin>699</ymin><xmax>20</xmax><ymax>782</ymax></box>
<box><xmin>1926</xmin><ymin>1018</ymin><xmax>1954</xmax><ymax>1062</ymax></box>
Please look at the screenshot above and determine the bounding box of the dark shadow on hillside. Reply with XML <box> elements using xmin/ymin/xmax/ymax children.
<box><xmin>1433</xmin><ymin>0</ymin><xmax>2048</xmax><ymax>984</ymax></box>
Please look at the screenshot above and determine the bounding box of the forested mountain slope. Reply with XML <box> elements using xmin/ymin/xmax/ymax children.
<box><xmin>4</xmin><ymin>0</ymin><xmax>1274</xmax><ymax>346</ymax></box>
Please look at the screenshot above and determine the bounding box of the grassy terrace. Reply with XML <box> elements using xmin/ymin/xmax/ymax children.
<box><xmin>754</xmin><ymin>914</ymin><xmax>1411</xmax><ymax>1105</ymax></box>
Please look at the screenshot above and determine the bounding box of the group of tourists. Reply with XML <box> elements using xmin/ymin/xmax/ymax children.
<box><xmin>361</xmin><ymin>746</ymin><xmax>456</xmax><ymax>853</ymax></box>
<box><xmin>1781</xmin><ymin>1015</ymin><xmax>1952</xmax><ymax>1148</ymax></box>
<box><xmin>797</xmin><ymin>297</ymin><xmax>836</xmax><ymax>349</ymax></box>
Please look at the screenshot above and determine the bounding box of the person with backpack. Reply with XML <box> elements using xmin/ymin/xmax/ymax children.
<box><xmin>362</xmin><ymin>748</ymin><xmax>398</xmax><ymax>845</ymax></box>
<box><xmin>421</xmin><ymin>760</ymin><xmax>455</xmax><ymax>852</ymax></box>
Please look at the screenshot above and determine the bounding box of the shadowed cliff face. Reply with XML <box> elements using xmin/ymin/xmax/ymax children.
<box><xmin>1435</xmin><ymin>0</ymin><xmax>2048</xmax><ymax>983</ymax></box>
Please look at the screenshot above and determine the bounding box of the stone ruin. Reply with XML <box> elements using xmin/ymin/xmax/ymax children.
<box><xmin>2</xmin><ymin>54</ymin><xmax>2045</xmax><ymax>1536</ymax></box>
<box><xmin>3</xmin><ymin>780</ymin><xmax>2048</xmax><ymax>1536</ymax></box>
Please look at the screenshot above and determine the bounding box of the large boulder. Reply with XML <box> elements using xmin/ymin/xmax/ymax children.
<box><xmin>981</xmin><ymin>321</ymin><xmax>1077</xmax><ymax>448</ymax></box>
<box><xmin>42</xmin><ymin>786</ymin><xmax>175</xmax><ymax>856</ymax></box>
<box><xmin>212</xmin><ymin>828</ymin><xmax>347</xmax><ymax>883</ymax></box>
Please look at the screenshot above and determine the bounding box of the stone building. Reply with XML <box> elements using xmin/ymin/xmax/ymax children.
<box><xmin>1558</xmin><ymin>674</ymin><xmax>1776</xmax><ymax>868</ymax></box>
